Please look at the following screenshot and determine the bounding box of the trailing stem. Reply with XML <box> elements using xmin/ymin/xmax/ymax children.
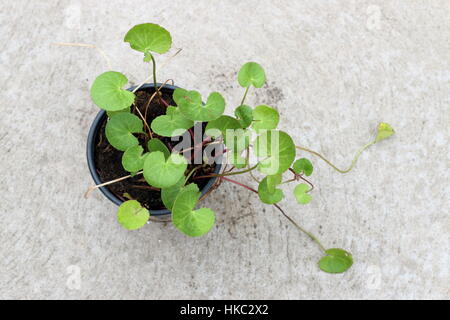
<box><xmin>220</xmin><ymin>176</ymin><xmax>326</xmax><ymax>253</ymax></box>
<box><xmin>296</xmin><ymin>141</ymin><xmax>375</xmax><ymax>174</ymax></box>
<box><xmin>241</xmin><ymin>86</ymin><xmax>250</xmax><ymax>105</ymax></box>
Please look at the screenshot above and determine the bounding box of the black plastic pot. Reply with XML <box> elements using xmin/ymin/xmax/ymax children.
<box><xmin>86</xmin><ymin>83</ymin><xmax>222</xmax><ymax>216</ymax></box>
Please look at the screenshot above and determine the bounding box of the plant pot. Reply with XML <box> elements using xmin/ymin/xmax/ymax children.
<box><xmin>86</xmin><ymin>83</ymin><xmax>222</xmax><ymax>216</ymax></box>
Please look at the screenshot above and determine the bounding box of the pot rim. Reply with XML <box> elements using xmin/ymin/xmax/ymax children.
<box><xmin>86</xmin><ymin>83</ymin><xmax>222</xmax><ymax>216</ymax></box>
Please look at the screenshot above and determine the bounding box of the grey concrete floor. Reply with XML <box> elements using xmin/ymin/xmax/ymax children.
<box><xmin>1</xmin><ymin>0</ymin><xmax>449</xmax><ymax>299</ymax></box>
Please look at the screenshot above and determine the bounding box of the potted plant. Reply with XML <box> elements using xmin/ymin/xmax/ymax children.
<box><xmin>86</xmin><ymin>23</ymin><xmax>395</xmax><ymax>274</ymax></box>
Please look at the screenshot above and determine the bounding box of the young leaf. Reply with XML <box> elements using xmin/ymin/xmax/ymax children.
<box><xmin>122</xmin><ymin>145</ymin><xmax>148</xmax><ymax>173</ymax></box>
<box><xmin>117</xmin><ymin>200</ymin><xmax>149</xmax><ymax>230</ymax></box>
<box><xmin>252</xmin><ymin>105</ymin><xmax>279</xmax><ymax>132</ymax></box>
<box><xmin>174</xmin><ymin>88</ymin><xmax>225</xmax><ymax>121</ymax></box>
<box><xmin>161</xmin><ymin>179</ymin><xmax>199</xmax><ymax>211</ymax></box>
<box><xmin>143</xmin><ymin>151</ymin><xmax>187</xmax><ymax>188</ymax></box>
<box><xmin>293</xmin><ymin>158</ymin><xmax>314</xmax><ymax>176</ymax></box>
<box><xmin>148</xmin><ymin>138</ymin><xmax>170</xmax><ymax>159</ymax></box>
<box><xmin>258</xmin><ymin>176</ymin><xmax>284</xmax><ymax>204</ymax></box>
<box><xmin>319</xmin><ymin>249</ymin><xmax>353</xmax><ymax>274</ymax></box>
<box><xmin>151</xmin><ymin>106</ymin><xmax>194</xmax><ymax>137</ymax></box>
<box><xmin>238</xmin><ymin>62</ymin><xmax>266</xmax><ymax>88</ymax></box>
<box><xmin>293</xmin><ymin>183</ymin><xmax>312</xmax><ymax>204</ymax></box>
<box><xmin>172</xmin><ymin>190</ymin><xmax>215</xmax><ymax>237</ymax></box>
<box><xmin>234</xmin><ymin>105</ymin><xmax>253</xmax><ymax>128</ymax></box>
<box><xmin>105</xmin><ymin>113</ymin><xmax>144</xmax><ymax>151</ymax></box>
<box><xmin>375</xmin><ymin>122</ymin><xmax>395</xmax><ymax>143</ymax></box>
<box><xmin>124</xmin><ymin>23</ymin><xmax>172</xmax><ymax>54</ymax></box>
<box><xmin>90</xmin><ymin>71</ymin><xmax>135</xmax><ymax>111</ymax></box>
<box><xmin>254</xmin><ymin>130</ymin><xmax>296</xmax><ymax>175</ymax></box>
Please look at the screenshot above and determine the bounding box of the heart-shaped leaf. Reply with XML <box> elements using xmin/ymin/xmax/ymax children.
<box><xmin>105</xmin><ymin>113</ymin><xmax>144</xmax><ymax>151</ymax></box>
<box><xmin>172</xmin><ymin>190</ymin><xmax>215</xmax><ymax>237</ymax></box>
<box><xmin>254</xmin><ymin>130</ymin><xmax>296</xmax><ymax>175</ymax></box>
<box><xmin>375</xmin><ymin>122</ymin><xmax>395</xmax><ymax>143</ymax></box>
<box><xmin>234</xmin><ymin>105</ymin><xmax>253</xmax><ymax>128</ymax></box>
<box><xmin>258</xmin><ymin>176</ymin><xmax>284</xmax><ymax>204</ymax></box>
<box><xmin>161</xmin><ymin>178</ymin><xmax>199</xmax><ymax>211</ymax></box>
<box><xmin>174</xmin><ymin>88</ymin><xmax>225</xmax><ymax>121</ymax></box>
<box><xmin>143</xmin><ymin>151</ymin><xmax>187</xmax><ymax>188</ymax></box>
<box><xmin>252</xmin><ymin>105</ymin><xmax>279</xmax><ymax>133</ymax></box>
<box><xmin>107</xmin><ymin>106</ymin><xmax>131</xmax><ymax>118</ymax></box>
<box><xmin>124</xmin><ymin>23</ymin><xmax>172</xmax><ymax>54</ymax></box>
<box><xmin>319</xmin><ymin>248</ymin><xmax>353</xmax><ymax>274</ymax></box>
<box><xmin>151</xmin><ymin>106</ymin><xmax>194</xmax><ymax>137</ymax></box>
<box><xmin>238</xmin><ymin>62</ymin><xmax>266</xmax><ymax>88</ymax></box>
<box><xmin>122</xmin><ymin>145</ymin><xmax>148</xmax><ymax>173</ymax></box>
<box><xmin>266</xmin><ymin>173</ymin><xmax>282</xmax><ymax>193</ymax></box>
<box><xmin>117</xmin><ymin>200</ymin><xmax>149</xmax><ymax>230</ymax></box>
<box><xmin>293</xmin><ymin>158</ymin><xmax>313</xmax><ymax>176</ymax></box>
<box><xmin>205</xmin><ymin>115</ymin><xmax>242</xmax><ymax>138</ymax></box>
<box><xmin>147</xmin><ymin>138</ymin><xmax>170</xmax><ymax>159</ymax></box>
<box><xmin>90</xmin><ymin>71</ymin><xmax>135</xmax><ymax>111</ymax></box>
<box><xmin>294</xmin><ymin>183</ymin><xmax>312</xmax><ymax>204</ymax></box>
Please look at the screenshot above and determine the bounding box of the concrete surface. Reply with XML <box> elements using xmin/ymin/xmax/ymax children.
<box><xmin>0</xmin><ymin>0</ymin><xmax>449</xmax><ymax>300</ymax></box>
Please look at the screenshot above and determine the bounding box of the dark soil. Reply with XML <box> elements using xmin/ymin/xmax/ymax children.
<box><xmin>94</xmin><ymin>86</ymin><xmax>217</xmax><ymax>210</ymax></box>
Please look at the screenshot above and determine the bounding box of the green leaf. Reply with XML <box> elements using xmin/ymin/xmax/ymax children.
<box><xmin>122</xmin><ymin>145</ymin><xmax>148</xmax><ymax>173</ymax></box>
<box><xmin>172</xmin><ymin>190</ymin><xmax>215</xmax><ymax>237</ymax></box>
<box><xmin>319</xmin><ymin>249</ymin><xmax>353</xmax><ymax>274</ymax></box>
<box><xmin>124</xmin><ymin>23</ymin><xmax>172</xmax><ymax>54</ymax></box>
<box><xmin>238</xmin><ymin>62</ymin><xmax>266</xmax><ymax>88</ymax></box>
<box><xmin>174</xmin><ymin>88</ymin><xmax>225</xmax><ymax>121</ymax></box>
<box><xmin>90</xmin><ymin>71</ymin><xmax>135</xmax><ymax>111</ymax></box>
<box><xmin>266</xmin><ymin>173</ymin><xmax>282</xmax><ymax>193</ymax></box>
<box><xmin>258</xmin><ymin>176</ymin><xmax>284</xmax><ymax>204</ymax></box>
<box><xmin>143</xmin><ymin>151</ymin><xmax>187</xmax><ymax>188</ymax></box>
<box><xmin>147</xmin><ymin>138</ymin><xmax>170</xmax><ymax>159</ymax></box>
<box><xmin>151</xmin><ymin>106</ymin><xmax>194</xmax><ymax>137</ymax></box>
<box><xmin>234</xmin><ymin>105</ymin><xmax>253</xmax><ymax>128</ymax></box>
<box><xmin>293</xmin><ymin>183</ymin><xmax>312</xmax><ymax>204</ymax></box>
<box><xmin>293</xmin><ymin>158</ymin><xmax>314</xmax><ymax>176</ymax></box>
<box><xmin>252</xmin><ymin>105</ymin><xmax>279</xmax><ymax>132</ymax></box>
<box><xmin>161</xmin><ymin>179</ymin><xmax>199</xmax><ymax>211</ymax></box>
<box><xmin>254</xmin><ymin>130</ymin><xmax>296</xmax><ymax>175</ymax></box>
<box><xmin>117</xmin><ymin>200</ymin><xmax>149</xmax><ymax>230</ymax></box>
<box><xmin>375</xmin><ymin>122</ymin><xmax>395</xmax><ymax>143</ymax></box>
<box><xmin>205</xmin><ymin>116</ymin><xmax>242</xmax><ymax>138</ymax></box>
<box><xmin>107</xmin><ymin>106</ymin><xmax>131</xmax><ymax>118</ymax></box>
<box><xmin>105</xmin><ymin>113</ymin><xmax>144</xmax><ymax>151</ymax></box>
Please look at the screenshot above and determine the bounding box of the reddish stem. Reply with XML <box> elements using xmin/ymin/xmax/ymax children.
<box><xmin>220</xmin><ymin>177</ymin><xmax>257</xmax><ymax>193</ymax></box>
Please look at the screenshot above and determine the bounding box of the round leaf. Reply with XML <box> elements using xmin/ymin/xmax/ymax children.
<box><xmin>117</xmin><ymin>200</ymin><xmax>149</xmax><ymax>230</ymax></box>
<box><xmin>172</xmin><ymin>190</ymin><xmax>215</xmax><ymax>237</ymax></box>
<box><xmin>319</xmin><ymin>249</ymin><xmax>353</xmax><ymax>274</ymax></box>
<box><xmin>124</xmin><ymin>23</ymin><xmax>172</xmax><ymax>54</ymax></box>
<box><xmin>375</xmin><ymin>122</ymin><xmax>395</xmax><ymax>143</ymax></box>
<box><xmin>90</xmin><ymin>71</ymin><xmax>135</xmax><ymax>111</ymax></box>
<box><xmin>293</xmin><ymin>158</ymin><xmax>313</xmax><ymax>176</ymax></box>
<box><xmin>174</xmin><ymin>88</ymin><xmax>225</xmax><ymax>121</ymax></box>
<box><xmin>238</xmin><ymin>62</ymin><xmax>266</xmax><ymax>88</ymax></box>
<box><xmin>293</xmin><ymin>183</ymin><xmax>312</xmax><ymax>204</ymax></box>
<box><xmin>105</xmin><ymin>113</ymin><xmax>144</xmax><ymax>151</ymax></box>
<box><xmin>148</xmin><ymin>138</ymin><xmax>170</xmax><ymax>159</ymax></box>
<box><xmin>234</xmin><ymin>105</ymin><xmax>253</xmax><ymax>128</ymax></box>
<box><xmin>151</xmin><ymin>106</ymin><xmax>194</xmax><ymax>137</ymax></box>
<box><xmin>258</xmin><ymin>176</ymin><xmax>284</xmax><ymax>204</ymax></box>
<box><xmin>122</xmin><ymin>145</ymin><xmax>148</xmax><ymax>173</ymax></box>
<box><xmin>254</xmin><ymin>130</ymin><xmax>296</xmax><ymax>175</ymax></box>
<box><xmin>161</xmin><ymin>179</ymin><xmax>199</xmax><ymax>211</ymax></box>
<box><xmin>252</xmin><ymin>105</ymin><xmax>279</xmax><ymax>132</ymax></box>
<box><xmin>143</xmin><ymin>151</ymin><xmax>187</xmax><ymax>188</ymax></box>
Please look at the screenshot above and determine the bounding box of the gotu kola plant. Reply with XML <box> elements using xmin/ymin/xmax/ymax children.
<box><xmin>88</xmin><ymin>23</ymin><xmax>395</xmax><ymax>274</ymax></box>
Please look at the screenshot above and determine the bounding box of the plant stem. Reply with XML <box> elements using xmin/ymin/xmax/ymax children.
<box><xmin>184</xmin><ymin>166</ymin><xmax>202</xmax><ymax>185</ymax></box>
<box><xmin>150</xmin><ymin>54</ymin><xmax>159</xmax><ymax>96</ymax></box>
<box><xmin>296</xmin><ymin>141</ymin><xmax>376</xmax><ymax>174</ymax></box>
<box><xmin>241</xmin><ymin>86</ymin><xmax>250</xmax><ymax>105</ymax></box>
<box><xmin>194</xmin><ymin>164</ymin><xmax>258</xmax><ymax>180</ymax></box>
<box><xmin>84</xmin><ymin>171</ymin><xmax>143</xmax><ymax>198</ymax></box>
<box><xmin>220</xmin><ymin>176</ymin><xmax>326</xmax><ymax>253</ymax></box>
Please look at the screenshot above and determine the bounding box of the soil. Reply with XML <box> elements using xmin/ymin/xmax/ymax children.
<box><xmin>93</xmin><ymin>86</ymin><xmax>217</xmax><ymax>210</ymax></box>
